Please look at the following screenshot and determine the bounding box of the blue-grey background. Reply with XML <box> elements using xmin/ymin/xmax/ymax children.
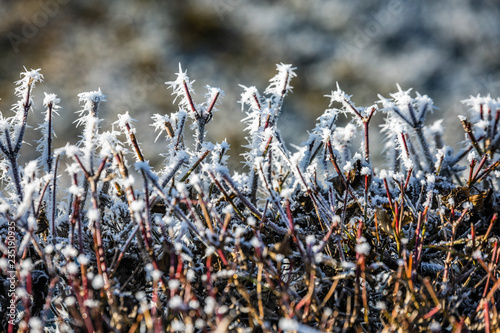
<box><xmin>1</xmin><ymin>0</ymin><xmax>499</xmax><ymax>169</ymax></box>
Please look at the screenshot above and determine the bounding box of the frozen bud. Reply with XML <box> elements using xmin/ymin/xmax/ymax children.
<box><xmin>195</xmin><ymin>319</ymin><xmax>205</xmax><ymax>329</ymax></box>
<box><xmin>429</xmin><ymin>321</ymin><xmax>441</xmax><ymax>332</ymax></box>
<box><xmin>218</xmin><ymin>305</ymin><xmax>228</xmax><ymax>315</ymax></box>
<box><xmin>0</xmin><ymin>203</ymin><xmax>9</xmax><ymax>214</ymax></box>
<box><xmin>65</xmin><ymin>296</ymin><xmax>77</xmax><ymax>307</ymax></box>
<box><xmin>189</xmin><ymin>299</ymin><xmax>200</xmax><ymax>309</ymax></box>
<box><xmin>393</xmin><ymin>172</ymin><xmax>404</xmax><ymax>182</ymax></box>
<box><xmin>43</xmin><ymin>92</ymin><xmax>60</xmax><ymax>108</ymax></box>
<box><xmin>67</xmin><ymin>262</ymin><xmax>79</xmax><ymax>275</ymax></box>
<box><xmin>115</xmin><ymin>111</ymin><xmax>135</xmax><ymax>131</ymax></box>
<box><xmin>78</xmin><ymin>254</ymin><xmax>89</xmax><ymax>265</ymax></box>
<box><xmin>130</xmin><ymin>200</ymin><xmax>144</xmax><ymax>212</ymax></box>
<box><xmin>69</xmin><ymin>185</ymin><xmax>85</xmax><ymax>197</ymax></box>
<box><xmin>176</xmin><ymin>182</ymin><xmax>187</xmax><ymax>195</ymax></box>
<box><xmin>27</xmin><ymin>216</ymin><xmax>36</xmax><ymax>230</ymax></box>
<box><xmin>247</xmin><ymin>216</ymin><xmax>256</xmax><ymax>227</ymax></box>
<box><xmin>343</xmin><ymin>161</ymin><xmax>353</xmax><ymax>173</ymax></box>
<box><xmin>360</xmin><ymin>167</ymin><xmax>371</xmax><ymax>176</ymax></box>
<box><xmin>254</xmin><ymin>156</ymin><xmax>264</xmax><ymax>166</ymax></box>
<box><xmin>462</xmin><ymin>201</ymin><xmax>473</xmax><ymax>210</ymax></box>
<box><xmin>315</xmin><ymin>253</ymin><xmax>323</xmax><ymax>263</ymax></box>
<box><xmin>250</xmin><ymin>237</ymin><xmax>261</xmax><ymax>248</ymax></box>
<box><xmin>168</xmin><ymin>295</ymin><xmax>184</xmax><ymax>309</ymax></box>
<box><xmin>123</xmin><ymin>175</ymin><xmax>135</xmax><ymax>188</ymax></box>
<box><xmin>341</xmin><ymin>261</ymin><xmax>356</xmax><ymax>269</ymax></box>
<box><xmin>280</xmin><ymin>188</ymin><xmax>294</xmax><ymax>200</ymax></box>
<box><xmin>171</xmin><ymin>320</ymin><xmax>185</xmax><ymax>332</ymax></box>
<box><xmin>28</xmin><ymin>317</ymin><xmax>43</xmax><ymax>333</ymax></box>
<box><xmin>186</xmin><ymin>269</ymin><xmax>195</xmax><ymax>282</ymax></box>
<box><xmin>168</xmin><ymin>279</ymin><xmax>180</xmax><ymax>290</ymax></box>
<box><xmin>20</xmin><ymin>259</ymin><xmax>33</xmax><ymax>277</ymax></box>
<box><xmin>306</xmin><ymin>235</ymin><xmax>316</xmax><ymax>245</ymax></box>
<box><xmin>467</xmin><ymin>151</ymin><xmax>477</xmax><ymax>163</ymax></box>
<box><xmin>355</xmin><ymin>242</ymin><xmax>371</xmax><ymax>255</ymax></box>
<box><xmin>279</xmin><ymin>318</ymin><xmax>298</xmax><ymax>331</ymax></box>
<box><xmin>472</xmin><ymin>250</ymin><xmax>482</xmax><ymax>260</ymax></box>
<box><xmin>204</xmin><ymin>296</ymin><xmax>216</xmax><ymax>314</ymax></box>
<box><xmin>205</xmin><ymin>246</ymin><xmax>216</xmax><ymax>256</ymax></box>
<box><xmin>0</xmin><ymin>258</ymin><xmax>7</xmax><ymax>270</ymax></box>
<box><xmin>323</xmin><ymin>307</ymin><xmax>333</xmax><ymax>317</ymax></box>
<box><xmin>24</xmin><ymin>160</ymin><xmax>38</xmax><ymax>177</ymax></box>
<box><xmin>92</xmin><ymin>275</ymin><xmax>104</xmax><ymax>289</ymax></box>
<box><xmin>163</xmin><ymin>216</ymin><xmax>173</xmax><ymax>226</ymax></box>
<box><xmin>222</xmin><ymin>204</ymin><xmax>233</xmax><ymax>215</ymax></box>
<box><xmin>62</xmin><ymin>245</ymin><xmax>78</xmax><ymax>258</ymax></box>
<box><xmin>476</xmin><ymin>119</ymin><xmax>489</xmax><ymax>131</ymax></box>
<box><xmin>135</xmin><ymin>291</ymin><xmax>146</xmax><ymax>301</ymax></box>
<box><xmin>174</xmin><ymin>242</ymin><xmax>182</xmax><ymax>253</ymax></box>
<box><xmin>190</xmin><ymin>174</ymin><xmax>201</xmax><ymax>187</ymax></box>
<box><xmin>152</xmin><ymin>270</ymin><xmax>163</xmax><ymax>281</ymax></box>
<box><xmin>234</xmin><ymin>226</ymin><xmax>245</xmax><ymax>238</ymax></box>
<box><xmin>87</xmin><ymin>208</ymin><xmax>99</xmax><ymax>221</ymax></box>
<box><xmin>16</xmin><ymin>287</ymin><xmax>27</xmax><ymax>298</ymax></box>
<box><xmin>83</xmin><ymin>299</ymin><xmax>100</xmax><ymax>308</ymax></box>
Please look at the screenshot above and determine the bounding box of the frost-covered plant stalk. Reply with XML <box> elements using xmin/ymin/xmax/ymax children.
<box><xmin>0</xmin><ymin>65</ymin><xmax>500</xmax><ymax>333</ymax></box>
<box><xmin>36</xmin><ymin>93</ymin><xmax>60</xmax><ymax>245</ymax></box>
<box><xmin>0</xmin><ymin>69</ymin><xmax>43</xmax><ymax>200</ymax></box>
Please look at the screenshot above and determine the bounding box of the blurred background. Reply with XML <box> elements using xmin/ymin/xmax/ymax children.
<box><xmin>1</xmin><ymin>0</ymin><xmax>500</xmax><ymax>169</ymax></box>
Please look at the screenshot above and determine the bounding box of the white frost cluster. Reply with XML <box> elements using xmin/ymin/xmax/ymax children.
<box><xmin>77</xmin><ymin>88</ymin><xmax>106</xmax><ymax>116</ymax></box>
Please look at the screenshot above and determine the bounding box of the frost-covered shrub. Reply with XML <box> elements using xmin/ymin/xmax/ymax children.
<box><xmin>0</xmin><ymin>66</ymin><xmax>499</xmax><ymax>332</ymax></box>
